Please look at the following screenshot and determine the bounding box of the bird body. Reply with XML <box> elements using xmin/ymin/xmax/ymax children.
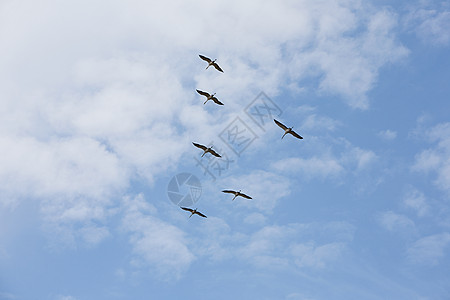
<box><xmin>222</xmin><ymin>189</ymin><xmax>252</xmax><ymax>201</ymax></box>
<box><xmin>199</xmin><ymin>55</ymin><xmax>224</xmax><ymax>72</ymax></box>
<box><xmin>193</xmin><ymin>142</ymin><xmax>222</xmax><ymax>158</ymax></box>
<box><xmin>274</xmin><ymin>119</ymin><xmax>303</xmax><ymax>140</ymax></box>
<box><xmin>181</xmin><ymin>207</ymin><xmax>207</xmax><ymax>218</ymax></box>
<box><xmin>196</xmin><ymin>89</ymin><xmax>224</xmax><ymax>105</ymax></box>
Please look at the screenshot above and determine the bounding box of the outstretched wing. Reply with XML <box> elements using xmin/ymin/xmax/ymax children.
<box><xmin>274</xmin><ymin>119</ymin><xmax>288</xmax><ymax>130</ymax></box>
<box><xmin>289</xmin><ymin>130</ymin><xmax>303</xmax><ymax>139</ymax></box>
<box><xmin>212</xmin><ymin>97</ymin><xmax>224</xmax><ymax>105</ymax></box>
<box><xmin>213</xmin><ymin>63</ymin><xmax>224</xmax><ymax>73</ymax></box>
<box><xmin>196</xmin><ymin>89</ymin><xmax>210</xmax><ymax>97</ymax></box>
<box><xmin>209</xmin><ymin>149</ymin><xmax>222</xmax><ymax>157</ymax></box>
<box><xmin>192</xmin><ymin>142</ymin><xmax>207</xmax><ymax>151</ymax></box>
<box><xmin>239</xmin><ymin>192</ymin><xmax>252</xmax><ymax>200</ymax></box>
<box><xmin>199</xmin><ymin>55</ymin><xmax>211</xmax><ymax>63</ymax></box>
<box><xmin>180</xmin><ymin>207</ymin><xmax>193</xmax><ymax>213</ymax></box>
<box><xmin>222</xmin><ymin>190</ymin><xmax>236</xmax><ymax>194</ymax></box>
<box><xmin>195</xmin><ymin>211</ymin><xmax>207</xmax><ymax>218</ymax></box>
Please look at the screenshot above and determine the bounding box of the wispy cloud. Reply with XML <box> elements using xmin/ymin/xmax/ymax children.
<box><xmin>378</xmin><ymin>211</ymin><xmax>415</xmax><ymax>232</ymax></box>
<box><xmin>56</xmin><ymin>296</ymin><xmax>77</xmax><ymax>300</ymax></box>
<box><xmin>407</xmin><ymin>232</ymin><xmax>450</xmax><ymax>265</ymax></box>
<box><xmin>218</xmin><ymin>170</ymin><xmax>291</xmax><ymax>213</ymax></box>
<box><xmin>120</xmin><ymin>194</ymin><xmax>195</xmax><ymax>280</ymax></box>
<box><xmin>413</xmin><ymin>122</ymin><xmax>450</xmax><ymax>191</ymax></box>
<box><xmin>290</xmin><ymin>242</ymin><xmax>345</xmax><ymax>269</ymax></box>
<box><xmin>0</xmin><ymin>1</ymin><xmax>411</xmax><ymax>290</ymax></box>
<box><xmin>271</xmin><ymin>141</ymin><xmax>377</xmax><ymax>181</ymax></box>
<box><xmin>403</xmin><ymin>188</ymin><xmax>430</xmax><ymax>217</ymax></box>
<box><xmin>377</xmin><ymin>129</ymin><xmax>397</xmax><ymax>141</ymax></box>
<box><xmin>404</xmin><ymin>1</ymin><xmax>450</xmax><ymax>45</ymax></box>
<box><xmin>272</xmin><ymin>156</ymin><xmax>344</xmax><ymax>180</ymax></box>
<box><xmin>192</xmin><ymin>219</ymin><xmax>355</xmax><ymax>272</ymax></box>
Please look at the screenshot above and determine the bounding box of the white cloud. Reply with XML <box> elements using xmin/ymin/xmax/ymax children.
<box><xmin>271</xmin><ymin>142</ymin><xmax>377</xmax><ymax>181</ymax></box>
<box><xmin>378</xmin><ymin>129</ymin><xmax>397</xmax><ymax>141</ymax></box>
<box><xmin>0</xmin><ymin>0</ymin><xmax>406</xmax><ymax>251</ymax></box>
<box><xmin>56</xmin><ymin>296</ymin><xmax>77</xmax><ymax>300</ymax></box>
<box><xmin>286</xmin><ymin>293</ymin><xmax>315</xmax><ymax>300</ymax></box>
<box><xmin>236</xmin><ymin>222</ymin><xmax>354</xmax><ymax>270</ymax></box>
<box><xmin>413</xmin><ymin>122</ymin><xmax>450</xmax><ymax>191</ymax></box>
<box><xmin>378</xmin><ymin>211</ymin><xmax>415</xmax><ymax>231</ymax></box>
<box><xmin>272</xmin><ymin>156</ymin><xmax>344</xmax><ymax>179</ymax></box>
<box><xmin>300</xmin><ymin>114</ymin><xmax>341</xmax><ymax>132</ymax></box>
<box><xmin>121</xmin><ymin>194</ymin><xmax>195</xmax><ymax>279</ymax></box>
<box><xmin>244</xmin><ymin>212</ymin><xmax>267</xmax><ymax>225</ymax></box>
<box><xmin>403</xmin><ymin>188</ymin><xmax>429</xmax><ymax>217</ymax></box>
<box><xmin>290</xmin><ymin>242</ymin><xmax>345</xmax><ymax>269</ymax></box>
<box><xmin>188</xmin><ymin>219</ymin><xmax>355</xmax><ymax>272</ymax></box>
<box><xmin>405</xmin><ymin>2</ymin><xmax>450</xmax><ymax>45</ymax></box>
<box><xmin>218</xmin><ymin>170</ymin><xmax>291</xmax><ymax>213</ymax></box>
<box><xmin>407</xmin><ymin>232</ymin><xmax>450</xmax><ymax>265</ymax></box>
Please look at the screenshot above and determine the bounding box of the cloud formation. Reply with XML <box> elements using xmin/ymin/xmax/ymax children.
<box><xmin>413</xmin><ymin>122</ymin><xmax>450</xmax><ymax>191</ymax></box>
<box><xmin>408</xmin><ymin>232</ymin><xmax>450</xmax><ymax>265</ymax></box>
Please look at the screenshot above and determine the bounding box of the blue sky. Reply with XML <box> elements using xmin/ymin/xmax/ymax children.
<box><xmin>1</xmin><ymin>0</ymin><xmax>450</xmax><ymax>299</ymax></box>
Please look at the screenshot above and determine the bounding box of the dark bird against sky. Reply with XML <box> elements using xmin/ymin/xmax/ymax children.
<box><xmin>274</xmin><ymin>119</ymin><xmax>303</xmax><ymax>140</ymax></box>
<box><xmin>192</xmin><ymin>142</ymin><xmax>222</xmax><ymax>157</ymax></box>
<box><xmin>222</xmin><ymin>189</ymin><xmax>253</xmax><ymax>201</ymax></box>
<box><xmin>180</xmin><ymin>207</ymin><xmax>207</xmax><ymax>218</ymax></box>
<box><xmin>196</xmin><ymin>89</ymin><xmax>224</xmax><ymax>105</ymax></box>
<box><xmin>199</xmin><ymin>54</ymin><xmax>224</xmax><ymax>72</ymax></box>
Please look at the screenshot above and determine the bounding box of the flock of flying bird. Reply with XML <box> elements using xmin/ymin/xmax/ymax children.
<box><xmin>180</xmin><ymin>55</ymin><xmax>303</xmax><ymax>219</ymax></box>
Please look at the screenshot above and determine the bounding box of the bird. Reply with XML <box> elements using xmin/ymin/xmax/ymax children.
<box><xmin>196</xmin><ymin>89</ymin><xmax>224</xmax><ymax>105</ymax></box>
<box><xmin>180</xmin><ymin>207</ymin><xmax>207</xmax><ymax>218</ymax></box>
<box><xmin>274</xmin><ymin>119</ymin><xmax>303</xmax><ymax>140</ymax></box>
<box><xmin>192</xmin><ymin>142</ymin><xmax>222</xmax><ymax>157</ymax></box>
<box><xmin>222</xmin><ymin>189</ymin><xmax>252</xmax><ymax>201</ymax></box>
<box><xmin>199</xmin><ymin>55</ymin><xmax>224</xmax><ymax>72</ymax></box>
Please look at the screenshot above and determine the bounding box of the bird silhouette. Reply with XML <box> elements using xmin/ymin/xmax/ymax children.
<box><xmin>181</xmin><ymin>207</ymin><xmax>207</xmax><ymax>218</ymax></box>
<box><xmin>196</xmin><ymin>89</ymin><xmax>224</xmax><ymax>105</ymax></box>
<box><xmin>274</xmin><ymin>119</ymin><xmax>303</xmax><ymax>139</ymax></box>
<box><xmin>222</xmin><ymin>190</ymin><xmax>252</xmax><ymax>201</ymax></box>
<box><xmin>192</xmin><ymin>142</ymin><xmax>222</xmax><ymax>157</ymax></box>
<box><xmin>199</xmin><ymin>54</ymin><xmax>224</xmax><ymax>72</ymax></box>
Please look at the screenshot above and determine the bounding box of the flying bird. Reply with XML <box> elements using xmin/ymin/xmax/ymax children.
<box><xmin>181</xmin><ymin>207</ymin><xmax>207</xmax><ymax>218</ymax></box>
<box><xmin>196</xmin><ymin>89</ymin><xmax>224</xmax><ymax>105</ymax></box>
<box><xmin>274</xmin><ymin>119</ymin><xmax>303</xmax><ymax>140</ymax></box>
<box><xmin>199</xmin><ymin>54</ymin><xmax>224</xmax><ymax>72</ymax></box>
<box><xmin>192</xmin><ymin>142</ymin><xmax>222</xmax><ymax>157</ymax></box>
<box><xmin>222</xmin><ymin>189</ymin><xmax>252</xmax><ymax>201</ymax></box>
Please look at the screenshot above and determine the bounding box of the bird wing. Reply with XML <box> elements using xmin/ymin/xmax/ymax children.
<box><xmin>181</xmin><ymin>207</ymin><xmax>194</xmax><ymax>213</ymax></box>
<box><xmin>289</xmin><ymin>130</ymin><xmax>303</xmax><ymax>139</ymax></box>
<box><xmin>212</xmin><ymin>97</ymin><xmax>224</xmax><ymax>105</ymax></box>
<box><xmin>195</xmin><ymin>211</ymin><xmax>207</xmax><ymax>218</ymax></box>
<box><xmin>239</xmin><ymin>192</ymin><xmax>252</xmax><ymax>199</ymax></box>
<box><xmin>196</xmin><ymin>89</ymin><xmax>210</xmax><ymax>97</ymax></box>
<box><xmin>213</xmin><ymin>63</ymin><xmax>224</xmax><ymax>72</ymax></box>
<box><xmin>222</xmin><ymin>190</ymin><xmax>236</xmax><ymax>194</ymax></box>
<box><xmin>209</xmin><ymin>149</ymin><xmax>222</xmax><ymax>157</ymax></box>
<box><xmin>192</xmin><ymin>142</ymin><xmax>207</xmax><ymax>151</ymax></box>
<box><xmin>199</xmin><ymin>55</ymin><xmax>211</xmax><ymax>63</ymax></box>
<box><xmin>274</xmin><ymin>119</ymin><xmax>288</xmax><ymax>130</ymax></box>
